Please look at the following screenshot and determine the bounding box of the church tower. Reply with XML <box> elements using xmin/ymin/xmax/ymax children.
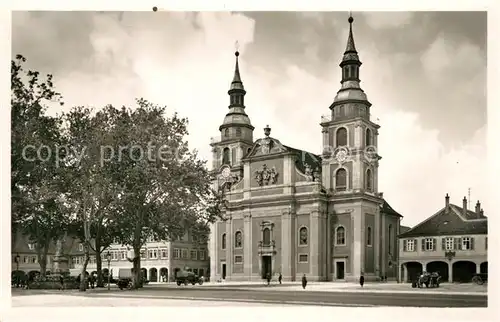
<box><xmin>210</xmin><ymin>50</ymin><xmax>255</xmax><ymax>190</ymax></box>
<box><xmin>321</xmin><ymin>15</ymin><xmax>385</xmax><ymax>282</ymax></box>
<box><xmin>321</xmin><ymin>15</ymin><xmax>381</xmax><ymax>196</ymax></box>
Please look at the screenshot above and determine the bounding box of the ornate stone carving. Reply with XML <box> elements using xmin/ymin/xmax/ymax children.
<box><xmin>254</xmin><ymin>164</ymin><xmax>279</xmax><ymax>186</ymax></box>
<box><xmin>304</xmin><ymin>163</ymin><xmax>314</xmax><ymax>181</ymax></box>
<box><xmin>313</xmin><ymin>167</ymin><xmax>321</xmax><ymax>182</ymax></box>
<box><xmin>299</xmin><ymin>227</ymin><xmax>308</xmax><ymax>245</ymax></box>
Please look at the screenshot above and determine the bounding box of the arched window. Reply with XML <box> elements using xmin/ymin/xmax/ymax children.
<box><xmin>335</xmin><ymin>168</ymin><xmax>347</xmax><ymax>191</ymax></box>
<box><xmin>366</xmin><ymin>169</ymin><xmax>373</xmax><ymax>192</ymax></box>
<box><xmin>222</xmin><ymin>147</ymin><xmax>230</xmax><ymax>165</ymax></box>
<box><xmin>236</xmin><ymin>127</ymin><xmax>242</xmax><ymax>137</ymax></box>
<box><xmin>388</xmin><ymin>224</ymin><xmax>393</xmax><ymax>254</ymax></box>
<box><xmin>367</xmin><ymin>227</ymin><xmax>372</xmax><ymax>246</ymax></box>
<box><xmin>336</xmin><ymin>226</ymin><xmax>346</xmax><ymax>245</ymax></box>
<box><xmin>336</xmin><ymin>127</ymin><xmax>347</xmax><ymax>147</ymax></box>
<box><xmin>247</xmin><ymin>147</ymin><xmax>251</xmax><ymax>155</ymax></box>
<box><xmin>299</xmin><ymin>227</ymin><xmax>308</xmax><ymax>246</ymax></box>
<box><xmin>365</xmin><ymin>128</ymin><xmax>372</xmax><ymax>146</ymax></box>
<box><xmin>221</xmin><ymin>233</ymin><xmax>226</xmax><ymax>250</ymax></box>
<box><xmin>224</xmin><ymin>128</ymin><xmax>229</xmax><ymax>137</ymax></box>
<box><xmin>263</xmin><ymin>228</ymin><xmax>271</xmax><ymax>246</ymax></box>
<box><xmin>234</xmin><ymin>231</ymin><xmax>242</xmax><ymax>248</ymax></box>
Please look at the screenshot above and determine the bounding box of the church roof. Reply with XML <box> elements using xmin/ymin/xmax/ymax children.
<box><xmin>398</xmin><ymin>204</ymin><xmax>488</xmax><ymax>238</ymax></box>
<box><xmin>380</xmin><ymin>199</ymin><xmax>402</xmax><ymax>217</ymax></box>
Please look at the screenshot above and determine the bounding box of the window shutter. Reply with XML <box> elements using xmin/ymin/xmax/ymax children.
<box><xmin>421</xmin><ymin>239</ymin><xmax>425</xmax><ymax>251</ymax></box>
<box><xmin>414</xmin><ymin>239</ymin><xmax>418</xmax><ymax>251</ymax></box>
<box><xmin>441</xmin><ymin>238</ymin><xmax>445</xmax><ymax>250</ymax></box>
<box><xmin>454</xmin><ymin>237</ymin><xmax>461</xmax><ymax>250</ymax></box>
<box><xmin>403</xmin><ymin>240</ymin><xmax>407</xmax><ymax>252</ymax></box>
<box><xmin>470</xmin><ymin>237</ymin><xmax>474</xmax><ymax>250</ymax></box>
<box><xmin>432</xmin><ymin>238</ymin><xmax>437</xmax><ymax>251</ymax></box>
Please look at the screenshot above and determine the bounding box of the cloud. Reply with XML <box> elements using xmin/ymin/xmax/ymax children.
<box><xmin>11</xmin><ymin>12</ymin><xmax>487</xmax><ymax>227</ymax></box>
<box><xmin>362</xmin><ymin>12</ymin><xmax>414</xmax><ymax>29</ymax></box>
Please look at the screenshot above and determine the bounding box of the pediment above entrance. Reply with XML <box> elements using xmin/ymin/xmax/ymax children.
<box><xmin>246</xmin><ymin>136</ymin><xmax>288</xmax><ymax>158</ymax></box>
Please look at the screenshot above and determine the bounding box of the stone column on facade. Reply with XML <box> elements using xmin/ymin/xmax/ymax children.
<box><xmin>374</xmin><ymin>206</ymin><xmax>380</xmax><ymax>278</ymax></box>
<box><xmin>448</xmin><ymin>261</ymin><xmax>453</xmax><ymax>283</ymax></box>
<box><xmin>243</xmin><ymin>212</ymin><xmax>252</xmax><ymax>279</ymax></box>
<box><xmin>283</xmin><ymin>155</ymin><xmax>293</xmax><ymax>195</ymax></box>
<box><xmin>351</xmin><ymin>208</ymin><xmax>362</xmax><ymax>281</ymax></box>
<box><xmin>326</xmin><ymin>211</ymin><xmax>332</xmax><ymax>281</ymax></box>
<box><xmin>476</xmin><ymin>263</ymin><xmax>481</xmax><ymax>274</ymax></box>
<box><xmin>309</xmin><ymin>211</ymin><xmax>320</xmax><ymax>279</ymax></box>
<box><xmin>243</xmin><ymin>162</ymin><xmax>251</xmax><ymax>199</ymax></box>
<box><xmin>380</xmin><ymin>215</ymin><xmax>386</xmax><ymax>276</ymax></box>
<box><xmin>225</xmin><ymin>216</ymin><xmax>233</xmax><ymax>280</ymax></box>
<box><xmin>210</xmin><ymin>222</ymin><xmax>218</xmax><ymax>281</ymax></box>
<box><xmin>360</xmin><ymin>210</ymin><xmax>365</xmax><ymax>275</ymax></box>
<box><xmin>281</xmin><ymin>209</ymin><xmax>292</xmax><ymax>280</ymax></box>
<box><xmin>402</xmin><ymin>263</ymin><xmax>408</xmax><ymax>283</ymax></box>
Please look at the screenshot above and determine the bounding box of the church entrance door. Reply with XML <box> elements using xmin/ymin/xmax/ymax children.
<box><xmin>261</xmin><ymin>256</ymin><xmax>272</xmax><ymax>279</ymax></box>
<box><xmin>336</xmin><ymin>261</ymin><xmax>345</xmax><ymax>280</ymax></box>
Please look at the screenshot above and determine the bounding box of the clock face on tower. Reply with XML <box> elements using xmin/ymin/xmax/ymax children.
<box><xmin>221</xmin><ymin>167</ymin><xmax>231</xmax><ymax>178</ymax></box>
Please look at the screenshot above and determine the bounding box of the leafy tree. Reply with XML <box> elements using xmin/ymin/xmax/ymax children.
<box><xmin>107</xmin><ymin>99</ymin><xmax>222</xmax><ymax>288</ymax></box>
<box><xmin>62</xmin><ymin>105</ymin><xmax>123</xmax><ymax>291</ymax></box>
<box><xmin>11</xmin><ymin>54</ymin><xmax>69</xmax><ymax>277</ymax></box>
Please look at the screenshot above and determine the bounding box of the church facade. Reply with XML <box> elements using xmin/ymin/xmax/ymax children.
<box><xmin>208</xmin><ymin>17</ymin><xmax>402</xmax><ymax>282</ymax></box>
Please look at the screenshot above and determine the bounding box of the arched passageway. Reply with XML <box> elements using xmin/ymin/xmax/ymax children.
<box><xmin>160</xmin><ymin>267</ymin><xmax>168</xmax><ymax>282</ymax></box>
<box><xmin>405</xmin><ymin>262</ymin><xmax>423</xmax><ymax>282</ymax></box>
<box><xmin>141</xmin><ymin>268</ymin><xmax>147</xmax><ymax>281</ymax></box>
<box><xmin>452</xmin><ymin>261</ymin><xmax>476</xmax><ymax>282</ymax></box>
<box><xmin>427</xmin><ymin>261</ymin><xmax>449</xmax><ymax>282</ymax></box>
<box><xmin>480</xmin><ymin>262</ymin><xmax>487</xmax><ymax>274</ymax></box>
<box><xmin>149</xmin><ymin>268</ymin><xmax>158</xmax><ymax>282</ymax></box>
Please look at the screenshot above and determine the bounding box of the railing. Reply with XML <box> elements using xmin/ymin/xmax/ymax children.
<box><xmin>320</xmin><ymin>111</ymin><xmax>380</xmax><ymax>125</ymax></box>
<box><xmin>257</xmin><ymin>240</ymin><xmax>276</xmax><ymax>255</ymax></box>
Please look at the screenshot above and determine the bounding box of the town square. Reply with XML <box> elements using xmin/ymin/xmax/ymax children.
<box><xmin>9</xmin><ymin>10</ymin><xmax>488</xmax><ymax>309</ymax></box>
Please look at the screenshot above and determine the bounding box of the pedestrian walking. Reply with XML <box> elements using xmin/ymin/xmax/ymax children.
<box><xmin>301</xmin><ymin>274</ymin><xmax>307</xmax><ymax>289</ymax></box>
<box><xmin>359</xmin><ymin>274</ymin><xmax>365</xmax><ymax>287</ymax></box>
<box><xmin>90</xmin><ymin>273</ymin><xmax>95</xmax><ymax>289</ymax></box>
<box><xmin>278</xmin><ymin>273</ymin><xmax>282</xmax><ymax>284</ymax></box>
<box><xmin>266</xmin><ymin>273</ymin><xmax>271</xmax><ymax>286</ymax></box>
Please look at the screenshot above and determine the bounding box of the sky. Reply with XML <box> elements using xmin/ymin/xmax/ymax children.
<box><xmin>11</xmin><ymin>11</ymin><xmax>487</xmax><ymax>227</ymax></box>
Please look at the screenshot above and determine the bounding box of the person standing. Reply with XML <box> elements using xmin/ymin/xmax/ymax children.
<box><xmin>266</xmin><ymin>273</ymin><xmax>271</xmax><ymax>286</ymax></box>
<box><xmin>359</xmin><ymin>274</ymin><xmax>365</xmax><ymax>287</ymax></box>
<box><xmin>278</xmin><ymin>273</ymin><xmax>282</xmax><ymax>285</ymax></box>
<box><xmin>301</xmin><ymin>274</ymin><xmax>307</xmax><ymax>289</ymax></box>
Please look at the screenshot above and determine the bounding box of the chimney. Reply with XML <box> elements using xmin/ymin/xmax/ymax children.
<box><xmin>480</xmin><ymin>209</ymin><xmax>484</xmax><ymax>217</ymax></box>
<box><xmin>445</xmin><ymin>193</ymin><xmax>450</xmax><ymax>208</ymax></box>
<box><xmin>475</xmin><ymin>200</ymin><xmax>481</xmax><ymax>215</ymax></box>
<box><xmin>463</xmin><ymin>196</ymin><xmax>467</xmax><ymax>216</ymax></box>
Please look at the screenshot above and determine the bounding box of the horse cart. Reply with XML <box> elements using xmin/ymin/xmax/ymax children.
<box><xmin>412</xmin><ymin>272</ymin><xmax>441</xmax><ymax>288</ymax></box>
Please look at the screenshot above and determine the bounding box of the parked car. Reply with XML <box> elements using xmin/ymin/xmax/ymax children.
<box><xmin>116</xmin><ymin>268</ymin><xmax>149</xmax><ymax>290</ymax></box>
<box><xmin>175</xmin><ymin>270</ymin><xmax>204</xmax><ymax>286</ymax></box>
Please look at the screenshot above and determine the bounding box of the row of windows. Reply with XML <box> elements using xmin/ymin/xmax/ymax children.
<box><xmin>334</xmin><ymin>168</ymin><xmax>373</xmax><ymax>192</ymax></box>
<box><xmin>402</xmin><ymin>237</ymin><xmax>485</xmax><ymax>252</ymax></box>
<box><xmin>13</xmin><ymin>255</ymin><xmax>39</xmax><ymax>264</ymax></box>
<box><xmin>342</xmin><ymin>65</ymin><xmax>359</xmax><ymax>80</ymax></box>
<box><xmin>231</xmin><ymin>254</ymin><xmax>310</xmax><ymax>264</ymax></box>
<box><xmin>219</xmin><ymin>225</ymin><xmax>389</xmax><ymax>250</ymax></box>
<box><xmin>223</xmin><ymin>127</ymin><xmax>243</xmax><ymax>138</ymax></box>
<box><xmin>229</xmin><ymin>94</ymin><xmax>244</xmax><ymax>106</ymax></box>
<box><xmin>333</xmin><ymin>127</ymin><xmax>373</xmax><ymax>148</ymax></box>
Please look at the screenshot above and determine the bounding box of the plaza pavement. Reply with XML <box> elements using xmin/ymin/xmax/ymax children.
<box><xmin>11</xmin><ymin>293</ymin><xmax>275</xmax><ymax>307</ymax></box>
<box><xmin>160</xmin><ymin>281</ymin><xmax>487</xmax><ymax>296</ymax></box>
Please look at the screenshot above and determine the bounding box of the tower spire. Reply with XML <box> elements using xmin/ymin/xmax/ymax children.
<box><xmin>230</xmin><ymin>50</ymin><xmax>243</xmax><ymax>89</ymax></box>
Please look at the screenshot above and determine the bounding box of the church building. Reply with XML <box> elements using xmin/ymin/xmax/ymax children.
<box><xmin>208</xmin><ymin>16</ymin><xmax>402</xmax><ymax>282</ymax></box>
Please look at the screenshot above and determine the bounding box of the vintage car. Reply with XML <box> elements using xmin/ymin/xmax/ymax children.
<box><xmin>413</xmin><ymin>272</ymin><xmax>441</xmax><ymax>288</ymax></box>
<box><xmin>175</xmin><ymin>270</ymin><xmax>204</xmax><ymax>286</ymax></box>
<box><xmin>116</xmin><ymin>268</ymin><xmax>149</xmax><ymax>290</ymax></box>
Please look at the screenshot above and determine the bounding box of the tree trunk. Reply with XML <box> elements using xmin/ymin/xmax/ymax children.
<box><xmin>36</xmin><ymin>242</ymin><xmax>50</xmax><ymax>277</ymax></box>
<box><xmin>96</xmin><ymin>250</ymin><xmax>104</xmax><ymax>287</ymax></box>
<box><xmin>132</xmin><ymin>245</ymin><xmax>141</xmax><ymax>289</ymax></box>
<box><xmin>79</xmin><ymin>246</ymin><xmax>90</xmax><ymax>291</ymax></box>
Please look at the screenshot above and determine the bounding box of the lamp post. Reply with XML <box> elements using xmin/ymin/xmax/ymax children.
<box><xmin>106</xmin><ymin>251</ymin><xmax>111</xmax><ymax>290</ymax></box>
<box><xmin>15</xmin><ymin>253</ymin><xmax>20</xmax><ymax>287</ymax></box>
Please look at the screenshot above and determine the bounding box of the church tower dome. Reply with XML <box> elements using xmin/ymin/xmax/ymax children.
<box><xmin>219</xmin><ymin>51</ymin><xmax>254</xmax><ymax>134</ymax></box>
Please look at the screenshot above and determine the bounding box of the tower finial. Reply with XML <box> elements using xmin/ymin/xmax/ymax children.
<box><xmin>348</xmin><ymin>11</ymin><xmax>353</xmax><ymax>23</ymax></box>
<box><xmin>230</xmin><ymin>44</ymin><xmax>243</xmax><ymax>88</ymax></box>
